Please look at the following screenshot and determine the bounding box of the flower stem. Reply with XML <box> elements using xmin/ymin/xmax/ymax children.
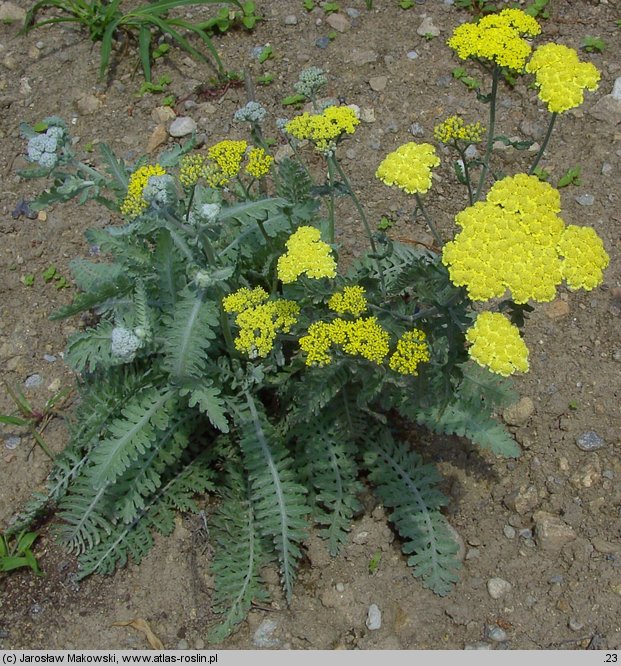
<box><xmin>456</xmin><ymin>143</ymin><xmax>475</xmax><ymax>205</ymax></box>
<box><xmin>474</xmin><ymin>65</ymin><xmax>500</xmax><ymax>202</ymax></box>
<box><xmin>326</xmin><ymin>155</ymin><xmax>337</xmax><ymax>244</ymax></box>
<box><xmin>331</xmin><ymin>156</ymin><xmax>387</xmax><ymax>297</ymax></box>
<box><xmin>414</xmin><ymin>193</ymin><xmax>443</xmax><ymax>248</ymax></box>
<box><xmin>528</xmin><ymin>112</ymin><xmax>558</xmax><ymax>176</ymax></box>
<box><xmin>185</xmin><ymin>185</ymin><xmax>196</xmax><ymax>222</ymax></box>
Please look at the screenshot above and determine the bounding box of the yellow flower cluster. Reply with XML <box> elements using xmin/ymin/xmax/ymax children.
<box><xmin>120</xmin><ymin>164</ymin><xmax>166</xmax><ymax>219</ymax></box>
<box><xmin>285</xmin><ymin>105</ymin><xmax>360</xmax><ymax>154</ymax></box>
<box><xmin>448</xmin><ymin>8</ymin><xmax>541</xmax><ymax>71</ymax></box>
<box><xmin>179</xmin><ymin>154</ymin><xmax>207</xmax><ymax>188</ymax></box>
<box><xmin>222</xmin><ymin>286</ymin><xmax>269</xmax><ymax>313</ymax></box>
<box><xmin>465</xmin><ymin>312</ymin><xmax>529</xmax><ymax>377</ymax></box>
<box><xmin>328</xmin><ymin>286</ymin><xmax>368</xmax><ymax>316</ymax></box>
<box><xmin>375</xmin><ymin>143</ymin><xmax>440</xmax><ymax>195</ymax></box>
<box><xmin>526</xmin><ymin>43</ymin><xmax>600</xmax><ymax>113</ymax></box>
<box><xmin>277</xmin><ymin>226</ymin><xmax>337</xmax><ymax>283</ymax></box>
<box><xmin>223</xmin><ymin>287</ymin><xmax>299</xmax><ymax>358</ymax></box>
<box><xmin>299</xmin><ymin>317</ymin><xmax>390</xmax><ymax>366</ymax></box>
<box><xmin>557</xmin><ymin>225</ymin><xmax>609</xmax><ymax>291</ymax></box>
<box><xmin>388</xmin><ymin>329</ymin><xmax>431</xmax><ymax>376</ymax></box>
<box><xmin>245</xmin><ymin>147</ymin><xmax>274</xmax><ymax>179</ymax></box>
<box><xmin>443</xmin><ymin>173</ymin><xmax>608</xmax><ymax>303</ymax></box>
<box><xmin>434</xmin><ymin>115</ymin><xmax>484</xmax><ymax>144</ymax></box>
<box><xmin>208</xmin><ymin>140</ymin><xmax>248</xmax><ymax>178</ymax></box>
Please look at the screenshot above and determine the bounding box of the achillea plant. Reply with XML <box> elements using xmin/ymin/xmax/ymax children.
<box><xmin>8</xmin><ymin>12</ymin><xmax>609</xmax><ymax>641</ymax></box>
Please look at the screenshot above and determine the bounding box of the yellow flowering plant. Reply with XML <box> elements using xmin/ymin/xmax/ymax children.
<box><xmin>13</xmin><ymin>11</ymin><xmax>609</xmax><ymax>640</ymax></box>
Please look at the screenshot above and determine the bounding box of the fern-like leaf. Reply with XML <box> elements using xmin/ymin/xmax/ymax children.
<box><xmin>65</xmin><ymin>321</ymin><xmax>116</xmax><ymax>373</ymax></box>
<box><xmin>161</xmin><ymin>288</ymin><xmax>219</xmax><ymax>381</ymax></box>
<box><xmin>208</xmin><ymin>472</ymin><xmax>270</xmax><ymax>643</ymax></box>
<box><xmin>69</xmin><ymin>259</ymin><xmax>124</xmax><ymax>292</ymax></box>
<box><xmin>180</xmin><ymin>380</ymin><xmax>229</xmax><ymax>433</ymax></box>
<box><xmin>364</xmin><ymin>429</ymin><xmax>461</xmax><ymax>596</ymax></box>
<box><xmin>87</xmin><ymin>386</ymin><xmax>173</xmax><ymax>489</ymax></box>
<box><xmin>239</xmin><ymin>393</ymin><xmax>309</xmax><ymax>601</ymax></box>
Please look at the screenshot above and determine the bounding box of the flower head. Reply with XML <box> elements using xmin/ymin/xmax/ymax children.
<box><xmin>207</xmin><ymin>140</ymin><xmax>248</xmax><ymax>182</ymax></box>
<box><xmin>234</xmin><ymin>101</ymin><xmax>267</xmax><ymax>124</ymax></box>
<box><xmin>294</xmin><ymin>67</ymin><xmax>328</xmax><ymax>99</ymax></box>
<box><xmin>222</xmin><ymin>287</ymin><xmax>269</xmax><ymax>313</ymax></box>
<box><xmin>277</xmin><ymin>226</ymin><xmax>337</xmax><ymax>283</ymax></box>
<box><xmin>376</xmin><ymin>143</ymin><xmax>440</xmax><ymax>195</ymax></box>
<box><xmin>26</xmin><ymin>124</ymin><xmax>67</xmax><ymax>169</ymax></box>
<box><xmin>434</xmin><ymin>115</ymin><xmax>484</xmax><ymax>144</ymax></box>
<box><xmin>526</xmin><ymin>43</ymin><xmax>600</xmax><ymax>113</ymax></box>
<box><xmin>179</xmin><ymin>153</ymin><xmax>208</xmax><ymax>188</ymax></box>
<box><xmin>245</xmin><ymin>147</ymin><xmax>274</xmax><ymax>179</ymax></box>
<box><xmin>120</xmin><ymin>164</ymin><xmax>167</xmax><ymax>219</ymax></box>
<box><xmin>466</xmin><ymin>312</ymin><xmax>529</xmax><ymax>376</ymax></box>
<box><xmin>111</xmin><ymin>326</ymin><xmax>142</xmax><ymax>362</ymax></box>
<box><xmin>557</xmin><ymin>225</ymin><xmax>609</xmax><ymax>291</ymax></box>
<box><xmin>233</xmin><ymin>300</ymin><xmax>300</xmax><ymax>358</ymax></box>
<box><xmin>389</xmin><ymin>329</ymin><xmax>431</xmax><ymax>376</ymax></box>
<box><xmin>285</xmin><ymin>105</ymin><xmax>359</xmax><ymax>155</ymax></box>
<box><xmin>328</xmin><ymin>286</ymin><xmax>368</xmax><ymax>316</ymax></box>
<box><xmin>448</xmin><ymin>8</ymin><xmax>541</xmax><ymax>71</ymax></box>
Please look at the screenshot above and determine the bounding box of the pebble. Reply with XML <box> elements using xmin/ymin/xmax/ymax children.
<box><xmin>533</xmin><ymin>511</ymin><xmax>576</xmax><ymax>551</ymax></box>
<box><xmin>350</xmin><ymin>48</ymin><xmax>378</xmax><ymax>65</ymax></box>
<box><xmin>326</xmin><ymin>13</ymin><xmax>350</xmax><ymax>32</ymax></box>
<box><xmin>366</xmin><ymin>604</ymin><xmax>382</xmax><ymax>631</ymax></box>
<box><xmin>602</xmin><ymin>163</ymin><xmax>613</xmax><ymax>176</ymax></box>
<box><xmin>575</xmin><ymin>194</ymin><xmax>594</xmax><ymax>206</ymax></box>
<box><xmin>5</xmin><ymin>436</ymin><xmax>21</xmax><ymax>450</ymax></box>
<box><xmin>360</xmin><ymin>108</ymin><xmax>376</xmax><ymax>123</ymax></box>
<box><xmin>504</xmin><ymin>485</ymin><xmax>538</xmax><ymax>515</ymax></box>
<box><xmin>169</xmin><ymin>116</ymin><xmax>196</xmax><ymax>137</ymax></box>
<box><xmin>409</xmin><ymin>122</ymin><xmax>425</xmax><ymax>137</ymax></box>
<box><xmin>576</xmin><ymin>431</ymin><xmax>605</xmax><ymax>452</ymax></box>
<box><xmin>194</xmin><ymin>638</ymin><xmax>205</xmax><ymax>650</ymax></box>
<box><xmin>568</xmin><ymin>618</ymin><xmax>584</xmax><ymax>632</ymax></box>
<box><xmin>407</xmin><ymin>50</ymin><xmax>419</xmax><ymax>60</ymax></box>
<box><xmin>544</xmin><ymin>299</ymin><xmax>570</xmax><ymax>320</ymax></box>
<box><xmin>345</xmin><ymin>8</ymin><xmax>360</xmax><ymax>18</ymax></box>
<box><xmin>152</xmin><ymin>106</ymin><xmax>176</xmax><ymax>123</ymax></box>
<box><xmin>147</xmin><ymin>124</ymin><xmax>168</xmax><ymax>153</ymax></box>
<box><xmin>591</xmin><ymin>537</ymin><xmax>620</xmax><ymax>554</ymax></box>
<box><xmin>283</xmin><ymin>14</ymin><xmax>298</xmax><ymax>25</ymax></box>
<box><xmin>417</xmin><ymin>16</ymin><xmax>440</xmax><ymax>37</ymax></box>
<box><xmin>24</xmin><ymin>373</ymin><xmax>42</xmax><ymax>388</ymax></box>
<box><xmin>253</xmin><ymin>618</ymin><xmax>279</xmax><ymax>648</ymax></box>
<box><xmin>464</xmin><ymin>144</ymin><xmax>479</xmax><ymax>159</ymax></box>
<box><xmin>519</xmin><ymin>528</ymin><xmax>533</xmax><ymax>539</ymax></box>
<box><xmin>487</xmin><ymin>626</ymin><xmax>508</xmax><ymax>642</ymax></box>
<box><xmin>369</xmin><ymin>76</ymin><xmax>388</xmax><ymax>92</ymax></box>
<box><xmin>315</xmin><ymin>36</ymin><xmax>331</xmax><ymax>49</ymax></box>
<box><xmin>465</xmin><ymin>643</ymin><xmax>493</xmax><ymax>650</ymax></box>
<box><xmin>503</xmin><ymin>397</ymin><xmax>535</xmax><ymax>426</ymax></box>
<box><xmin>43</xmin><ymin>354</ymin><xmax>57</xmax><ymax>363</ymax></box>
<box><xmin>548</xmin><ymin>574</ymin><xmax>564</xmax><ymax>584</ymax></box>
<box><xmin>487</xmin><ymin>577</ymin><xmax>512</xmax><ymax>599</ymax></box>
<box><xmin>353</xmin><ymin>531</ymin><xmax>369</xmax><ymax>545</ymax></box>
<box><xmin>0</xmin><ymin>2</ymin><xmax>26</xmax><ymax>21</ymax></box>
<box><xmin>176</xmin><ymin>639</ymin><xmax>189</xmax><ymax>650</ymax></box>
<box><xmin>503</xmin><ymin>525</ymin><xmax>516</xmax><ymax>540</ymax></box>
<box><xmin>612</xmin><ymin>76</ymin><xmax>621</xmax><ymax>102</ymax></box>
<box><xmin>75</xmin><ymin>94</ymin><xmax>102</xmax><ymax>115</ymax></box>
<box><xmin>335</xmin><ymin>582</ymin><xmax>345</xmax><ymax>593</ymax></box>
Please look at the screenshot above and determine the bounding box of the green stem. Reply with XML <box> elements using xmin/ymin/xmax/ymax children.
<box><xmin>325</xmin><ymin>155</ymin><xmax>337</xmax><ymax>244</ymax></box>
<box><xmin>331</xmin><ymin>157</ymin><xmax>387</xmax><ymax>297</ymax></box>
<box><xmin>474</xmin><ymin>65</ymin><xmax>500</xmax><ymax>202</ymax></box>
<box><xmin>185</xmin><ymin>185</ymin><xmax>196</xmax><ymax>222</ymax></box>
<box><xmin>414</xmin><ymin>193</ymin><xmax>443</xmax><ymax>248</ymax></box>
<box><xmin>528</xmin><ymin>112</ymin><xmax>558</xmax><ymax>176</ymax></box>
<box><xmin>456</xmin><ymin>143</ymin><xmax>475</xmax><ymax>205</ymax></box>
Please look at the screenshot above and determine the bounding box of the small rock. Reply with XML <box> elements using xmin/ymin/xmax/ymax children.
<box><xmin>406</xmin><ymin>50</ymin><xmax>419</xmax><ymax>60</ymax></box>
<box><xmin>417</xmin><ymin>16</ymin><xmax>440</xmax><ymax>37</ymax></box>
<box><xmin>47</xmin><ymin>378</ymin><xmax>61</xmax><ymax>393</ymax></box>
<box><xmin>576</xmin><ymin>431</ymin><xmax>605</xmax><ymax>452</ymax></box>
<box><xmin>487</xmin><ymin>577</ymin><xmax>512</xmax><ymax>599</ymax></box>
<box><xmin>568</xmin><ymin>618</ymin><xmax>584</xmax><ymax>632</ymax></box>
<box><xmin>503</xmin><ymin>397</ymin><xmax>535</xmax><ymax>426</ymax></box>
<box><xmin>446</xmin><ymin>523</ymin><xmax>466</xmax><ymax>562</ymax></box>
<box><xmin>503</xmin><ymin>525</ymin><xmax>516</xmax><ymax>540</ymax></box>
<box><xmin>548</xmin><ymin>574</ymin><xmax>564</xmax><ymax>584</ymax></box>
<box><xmin>253</xmin><ymin>618</ymin><xmax>279</xmax><ymax>648</ymax></box>
<box><xmin>151</xmin><ymin>106</ymin><xmax>176</xmax><ymax>124</ymax></box>
<box><xmin>409</xmin><ymin>122</ymin><xmax>425</xmax><ymax>137</ymax></box>
<box><xmin>169</xmin><ymin>116</ymin><xmax>196</xmax><ymax>137</ymax></box>
<box><xmin>612</xmin><ymin>76</ymin><xmax>621</xmax><ymax>101</ymax></box>
<box><xmin>274</xmin><ymin>145</ymin><xmax>295</xmax><ymax>163</ymax></box>
<box><xmin>345</xmin><ymin>8</ymin><xmax>360</xmax><ymax>19</ymax></box>
<box><xmin>519</xmin><ymin>528</ymin><xmax>533</xmax><ymax>539</ymax></box>
<box><xmin>589</xmin><ymin>95</ymin><xmax>621</xmax><ymax>126</ymax></box>
<box><xmin>24</xmin><ymin>374</ymin><xmax>42</xmax><ymax>388</ymax></box>
<box><xmin>147</xmin><ymin>124</ymin><xmax>168</xmax><ymax>153</ymax></box>
<box><xmin>177</xmin><ymin>639</ymin><xmax>189</xmax><ymax>650</ymax></box>
<box><xmin>353</xmin><ymin>531</ymin><xmax>369</xmax><ymax>545</ymax></box>
<box><xmin>335</xmin><ymin>582</ymin><xmax>345</xmax><ymax>593</ymax></box>
<box><xmin>544</xmin><ymin>299</ymin><xmax>570</xmax><ymax>320</ymax></box>
<box><xmin>351</xmin><ymin>48</ymin><xmax>378</xmax><ymax>65</ymax></box>
<box><xmin>487</xmin><ymin>626</ymin><xmax>508</xmax><ymax>642</ymax></box>
<box><xmin>326</xmin><ymin>13</ymin><xmax>350</xmax><ymax>32</ymax></box>
<box><xmin>504</xmin><ymin>485</ymin><xmax>538</xmax><ymax>515</ymax></box>
<box><xmin>591</xmin><ymin>537</ymin><xmax>620</xmax><ymax>554</ymax></box>
<box><xmin>366</xmin><ymin>604</ymin><xmax>382</xmax><ymax>631</ymax></box>
<box><xmin>575</xmin><ymin>193</ymin><xmax>594</xmax><ymax>206</ymax></box>
<box><xmin>465</xmin><ymin>643</ymin><xmax>493</xmax><ymax>650</ymax></box>
<box><xmin>464</xmin><ymin>144</ymin><xmax>479</xmax><ymax>159</ymax></box>
<box><xmin>75</xmin><ymin>94</ymin><xmax>102</xmax><ymax>115</ymax></box>
<box><xmin>369</xmin><ymin>76</ymin><xmax>388</xmax><ymax>92</ymax></box>
<box><xmin>283</xmin><ymin>14</ymin><xmax>298</xmax><ymax>25</ymax></box>
<box><xmin>533</xmin><ymin>511</ymin><xmax>576</xmax><ymax>551</ymax></box>
<box><xmin>43</xmin><ymin>354</ymin><xmax>57</xmax><ymax>363</ymax></box>
<box><xmin>602</xmin><ymin>163</ymin><xmax>613</xmax><ymax>176</ymax></box>
<box><xmin>315</xmin><ymin>36</ymin><xmax>331</xmax><ymax>49</ymax></box>
<box><xmin>360</xmin><ymin>107</ymin><xmax>376</xmax><ymax>123</ymax></box>
<box><xmin>194</xmin><ymin>638</ymin><xmax>205</xmax><ymax>650</ymax></box>
<box><xmin>5</xmin><ymin>436</ymin><xmax>20</xmax><ymax>450</ymax></box>
<box><xmin>0</xmin><ymin>2</ymin><xmax>26</xmax><ymax>22</ymax></box>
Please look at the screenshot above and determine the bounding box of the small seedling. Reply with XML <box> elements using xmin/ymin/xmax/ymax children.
<box><xmin>581</xmin><ymin>36</ymin><xmax>607</xmax><ymax>53</ymax></box>
<box><xmin>258</xmin><ymin>44</ymin><xmax>273</xmax><ymax>64</ymax></box>
<box><xmin>455</xmin><ymin>0</ymin><xmax>498</xmax><ymax>15</ymax></box>
<box><xmin>162</xmin><ymin>94</ymin><xmax>177</xmax><ymax>107</ymax></box>
<box><xmin>377</xmin><ymin>215</ymin><xmax>394</xmax><ymax>231</ymax></box>
<box><xmin>532</xmin><ymin>166</ymin><xmax>550</xmax><ymax>182</ymax></box>
<box><xmin>524</xmin><ymin>0</ymin><xmax>550</xmax><ymax>20</ymax></box>
<box><xmin>568</xmin><ymin>400</ymin><xmax>579</xmax><ymax>411</ymax></box>
<box><xmin>399</xmin><ymin>0</ymin><xmax>415</xmax><ymax>8</ymax></box>
<box><xmin>323</xmin><ymin>2</ymin><xmax>340</xmax><ymax>14</ymax></box>
<box><xmin>368</xmin><ymin>550</ymin><xmax>382</xmax><ymax>575</ymax></box>
<box><xmin>303</xmin><ymin>0</ymin><xmax>314</xmax><ymax>11</ymax></box>
<box><xmin>257</xmin><ymin>73</ymin><xmax>274</xmax><ymax>86</ymax></box>
<box><xmin>152</xmin><ymin>43</ymin><xmax>171</xmax><ymax>60</ymax></box>
<box><xmin>327</xmin><ymin>30</ymin><xmax>337</xmax><ymax>40</ymax></box>
<box><xmin>21</xmin><ymin>274</ymin><xmax>35</xmax><ymax>287</ymax></box>
<box><xmin>42</xmin><ymin>265</ymin><xmax>58</xmax><ymax>283</ymax></box>
<box><xmin>452</xmin><ymin>67</ymin><xmax>481</xmax><ymax>91</ymax></box>
<box><xmin>139</xmin><ymin>74</ymin><xmax>172</xmax><ymax>96</ymax></box>
<box><xmin>84</xmin><ymin>141</ymin><xmax>95</xmax><ymax>153</ymax></box>
<box><xmin>0</xmin><ymin>381</ymin><xmax>72</xmax><ymax>459</ymax></box>
<box><xmin>557</xmin><ymin>165</ymin><xmax>582</xmax><ymax>188</ymax></box>
<box><xmin>423</xmin><ymin>33</ymin><xmax>436</xmax><ymax>41</ymax></box>
<box><xmin>0</xmin><ymin>531</ymin><xmax>42</xmax><ymax>575</ymax></box>
<box><xmin>42</xmin><ymin>265</ymin><xmax>71</xmax><ymax>289</ymax></box>
<box><xmin>282</xmin><ymin>93</ymin><xmax>306</xmax><ymax>106</ymax></box>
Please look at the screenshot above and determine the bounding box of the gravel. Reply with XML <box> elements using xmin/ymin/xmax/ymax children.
<box><xmin>576</xmin><ymin>431</ymin><xmax>605</xmax><ymax>451</ymax></box>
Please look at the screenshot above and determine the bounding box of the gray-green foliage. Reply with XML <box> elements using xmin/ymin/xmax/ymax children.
<box><xmin>9</xmin><ymin>116</ymin><xmax>520</xmax><ymax>642</ymax></box>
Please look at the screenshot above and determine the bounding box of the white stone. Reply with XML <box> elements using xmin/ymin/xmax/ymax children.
<box><xmin>487</xmin><ymin>577</ymin><xmax>512</xmax><ymax>599</ymax></box>
<box><xmin>611</xmin><ymin>77</ymin><xmax>621</xmax><ymax>101</ymax></box>
<box><xmin>366</xmin><ymin>604</ymin><xmax>382</xmax><ymax>631</ymax></box>
<box><xmin>169</xmin><ymin>116</ymin><xmax>196</xmax><ymax>137</ymax></box>
<box><xmin>417</xmin><ymin>16</ymin><xmax>440</xmax><ymax>38</ymax></box>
